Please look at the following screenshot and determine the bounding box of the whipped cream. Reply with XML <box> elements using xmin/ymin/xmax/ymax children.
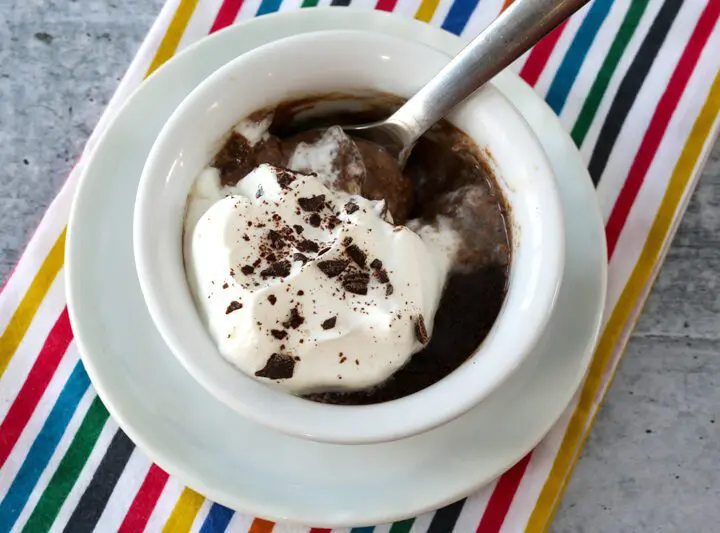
<box><xmin>184</xmin><ymin>163</ymin><xmax>451</xmax><ymax>394</ymax></box>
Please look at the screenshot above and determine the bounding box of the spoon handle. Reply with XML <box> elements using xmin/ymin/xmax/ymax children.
<box><xmin>389</xmin><ymin>0</ymin><xmax>590</xmax><ymax>145</ymax></box>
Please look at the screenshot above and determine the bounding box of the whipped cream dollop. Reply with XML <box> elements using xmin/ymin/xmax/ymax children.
<box><xmin>185</xmin><ymin>163</ymin><xmax>452</xmax><ymax>394</ymax></box>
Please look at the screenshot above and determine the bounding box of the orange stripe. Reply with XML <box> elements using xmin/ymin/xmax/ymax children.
<box><xmin>415</xmin><ymin>0</ymin><xmax>441</xmax><ymax>23</ymax></box>
<box><xmin>0</xmin><ymin>228</ymin><xmax>66</xmax><ymax>379</ymax></box>
<box><xmin>249</xmin><ymin>518</ymin><xmax>275</xmax><ymax>533</ymax></box>
<box><xmin>163</xmin><ymin>488</ymin><xmax>205</xmax><ymax>532</ymax></box>
<box><xmin>500</xmin><ymin>0</ymin><xmax>513</xmax><ymax>13</ymax></box>
<box><xmin>526</xmin><ymin>69</ymin><xmax>720</xmax><ymax>533</ymax></box>
<box><xmin>145</xmin><ymin>0</ymin><xmax>200</xmax><ymax>78</ymax></box>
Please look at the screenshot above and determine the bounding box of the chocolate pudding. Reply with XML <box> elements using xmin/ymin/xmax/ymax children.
<box><xmin>191</xmin><ymin>93</ymin><xmax>510</xmax><ymax>404</ymax></box>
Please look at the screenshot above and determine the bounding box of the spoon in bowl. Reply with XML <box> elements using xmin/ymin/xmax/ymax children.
<box><xmin>344</xmin><ymin>0</ymin><xmax>590</xmax><ymax>167</ymax></box>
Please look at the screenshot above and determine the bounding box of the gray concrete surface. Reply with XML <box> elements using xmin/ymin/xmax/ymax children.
<box><xmin>2</xmin><ymin>1</ymin><xmax>719</xmax><ymax>531</ymax></box>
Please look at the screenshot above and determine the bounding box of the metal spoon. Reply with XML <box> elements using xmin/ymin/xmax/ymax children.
<box><xmin>345</xmin><ymin>0</ymin><xmax>590</xmax><ymax>167</ymax></box>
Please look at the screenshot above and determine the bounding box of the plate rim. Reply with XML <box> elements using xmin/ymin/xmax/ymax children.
<box><xmin>66</xmin><ymin>9</ymin><xmax>608</xmax><ymax>527</ymax></box>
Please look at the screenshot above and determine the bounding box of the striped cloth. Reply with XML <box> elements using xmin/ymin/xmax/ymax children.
<box><xmin>1</xmin><ymin>0</ymin><xmax>719</xmax><ymax>531</ymax></box>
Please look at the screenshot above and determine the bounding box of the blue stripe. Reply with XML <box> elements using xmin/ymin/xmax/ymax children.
<box><xmin>441</xmin><ymin>0</ymin><xmax>482</xmax><ymax>36</ymax></box>
<box><xmin>0</xmin><ymin>362</ymin><xmax>90</xmax><ymax>533</ymax></box>
<box><xmin>351</xmin><ymin>528</ymin><xmax>376</xmax><ymax>533</ymax></box>
<box><xmin>545</xmin><ymin>0</ymin><xmax>614</xmax><ymax>114</ymax></box>
<box><xmin>200</xmin><ymin>503</ymin><xmax>234</xmax><ymax>533</ymax></box>
<box><xmin>256</xmin><ymin>0</ymin><xmax>283</xmax><ymax>15</ymax></box>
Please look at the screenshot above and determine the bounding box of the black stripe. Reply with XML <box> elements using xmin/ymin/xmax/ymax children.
<box><xmin>587</xmin><ymin>0</ymin><xmax>683</xmax><ymax>185</ymax></box>
<box><xmin>63</xmin><ymin>431</ymin><xmax>135</xmax><ymax>533</ymax></box>
<box><xmin>330</xmin><ymin>0</ymin><xmax>352</xmax><ymax>5</ymax></box>
<box><xmin>427</xmin><ymin>499</ymin><xmax>466</xmax><ymax>533</ymax></box>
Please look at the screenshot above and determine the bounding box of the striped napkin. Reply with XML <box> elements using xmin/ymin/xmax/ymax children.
<box><xmin>1</xmin><ymin>0</ymin><xmax>719</xmax><ymax>531</ymax></box>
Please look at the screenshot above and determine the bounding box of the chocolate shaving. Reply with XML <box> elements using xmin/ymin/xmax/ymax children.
<box><xmin>308</xmin><ymin>213</ymin><xmax>322</xmax><ymax>227</ymax></box>
<box><xmin>276</xmin><ymin>170</ymin><xmax>296</xmax><ymax>189</ymax></box>
<box><xmin>255</xmin><ymin>353</ymin><xmax>295</xmax><ymax>380</ymax></box>
<box><xmin>298</xmin><ymin>194</ymin><xmax>326</xmax><ymax>212</ymax></box>
<box><xmin>270</xmin><ymin>329</ymin><xmax>287</xmax><ymax>340</ymax></box>
<box><xmin>267</xmin><ymin>229</ymin><xmax>285</xmax><ymax>249</ymax></box>
<box><xmin>225</xmin><ymin>301</ymin><xmax>243</xmax><ymax>314</ymax></box>
<box><xmin>282</xmin><ymin>306</ymin><xmax>305</xmax><ymax>329</ymax></box>
<box><xmin>267</xmin><ymin>295</ymin><xmax>277</xmax><ymax>305</ymax></box>
<box><xmin>343</xmin><ymin>271</ymin><xmax>370</xmax><ymax>295</ymax></box>
<box><xmin>293</xmin><ymin>253</ymin><xmax>309</xmax><ymax>264</ymax></box>
<box><xmin>346</xmin><ymin>244</ymin><xmax>367</xmax><ymax>268</ymax></box>
<box><xmin>293</xmin><ymin>224</ymin><xmax>304</xmax><ymax>234</ymax></box>
<box><xmin>260</xmin><ymin>260</ymin><xmax>291</xmax><ymax>278</ymax></box>
<box><xmin>370</xmin><ymin>259</ymin><xmax>382</xmax><ymax>269</ymax></box>
<box><xmin>415</xmin><ymin>315</ymin><xmax>429</xmax><ymax>345</ymax></box>
<box><xmin>241</xmin><ymin>265</ymin><xmax>254</xmax><ymax>275</ymax></box>
<box><xmin>326</xmin><ymin>215</ymin><xmax>341</xmax><ymax>230</ymax></box>
<box><xmin>296</xmin><ymin>239</ymin><xmax>319</xmax><ymax>253</ymax></box>
<box><xmin>344</xmin><ymin>202</ymin><xmax>359</xmax><ymax>214</ymax></box>
<box><xmin>321</xmin><ymin>317</ymin><xmax>337</xmax><ymax>330</ymax></box>
<box><xmin>317</xmin><ymin>259</ymin><xmax>349</xmax><ymax>278</ymax></box>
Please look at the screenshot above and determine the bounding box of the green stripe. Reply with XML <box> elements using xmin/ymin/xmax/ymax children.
<box><xmin>21</xmin><ymin>397</ymin><xmax>110</xmax><ymax>533</ymax></box>
<box><xmin>571</xmin><ymin>0</ymin><xmax>650</xmax><ymax>146</ymax></box>
<box><xmin>301</xmin><ymin>0</ymin><xmax>319</xmax><ymax>6</ymax></box>
<box><xmin>389</xmin><ymin>518</ymin><xmax>415</xmax><ymax>533</ymax></box>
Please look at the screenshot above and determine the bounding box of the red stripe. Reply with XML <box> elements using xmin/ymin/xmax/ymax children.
<box><xmin>518</xmin><ymin>21</ymin><xmax>569</xmax><ymax>86</ymax></box>
<box><xmin>210</xmin><ymin>0</ymin><xmax>245</xmax><ymax>33</ymax></box>
<box><xmin>0</xmin><ymin>308</ymin><xmax>73</xmax><ymax>469</ymax></box>
<box><xmin>606</xmin><ymin>0</ymin><xmax>720</xmax><ymax>258</ymax></box>
<box><xmin>308</xmin><ymin>530</ymin><xmax>331</xmax><ymax>533</ymax></box>
<box><xmin>375</xmin><ymin>0</ymin><xmax>399</xmax><ymax>11</ymax></box>
<box><xmin>118</xmin><ymin>464</ymin><xmax>170</xmax><ymax>533</ymax></box>
<box><xmin>475</xmin><ymin>453</ymin><xmax>532</xmax><ymax>532</ymax></box>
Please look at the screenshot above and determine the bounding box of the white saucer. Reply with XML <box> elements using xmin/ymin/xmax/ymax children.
<box><xmin>66</xmin><ymin>9</ymin><xmax>607</xmax><ymax>527</ymax></box>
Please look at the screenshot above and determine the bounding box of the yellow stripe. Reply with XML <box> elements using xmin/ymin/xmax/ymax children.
<box><xmin>163</xmin><ymin>488</ymin><xmax>205</xmax><ymax>532</ymax></box>
<box><xmin>0</xmin><ymin>228</ymin><xmax>66</xmax><ymax>378</ymax></box>
<box><xmin>0</xmin><ymin>0</ymin><xmax>198</xmax><ymax>379</ymax></box>
<box><xmin>526</xmin><ymin>69</ymin><xmax>720</xmax><ymax>533</ymax></box>
<box><xmin>146</xmin><ymin>0</ymin><xmax>200</xmax><ymax>78</ymax></box>
<box><xmin>415</xmin><ymin>0</ymin><xmax>440</xmax><ymax>23</ymax></box>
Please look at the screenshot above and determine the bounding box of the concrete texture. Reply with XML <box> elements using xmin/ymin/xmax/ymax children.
<box><xmin>1</xmin><ymin>1</ymin><xmax>719</xmax><ymax>531</ymax></box>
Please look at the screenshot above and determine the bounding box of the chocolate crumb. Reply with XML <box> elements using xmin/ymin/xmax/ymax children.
<box><xmin>297</xmin><ymin>239</ymin><xmax>319</xmax><ymax>253</ymax></box>
<box><xmin>346</xmin><ymin>244</ymin><xmax>367</xmax><ymax>268</ymax></box>
<box><xmin>255</xmin><ymin>353</ymin><xmax>295</xmax><ymax>380</ymax></box>
<box><xmin>317</xmin><ymin>259</ymin><xmax>349</xmax><ymax>278</ymax></box>
<box><xmin>260</xmin><ymin>260</ymin><xmax>291</xmax><ymax>278</ymax></box>
<box><xmin>340</xmin><ymin>357</ymin><xmax>347</xmax><ymax>364</ymax></box>
<box><xmin>293</xmin><ymin>253</ymin><xmax>309</xmax><ymax>264</ymax></box>
<box><xmin>293</xmin><ymin>224</ymin><xmax>304</xmax><ymax>234</ymax></box>
<box><xmin>267</xmin><ymin>295</ymin><xmax>277</xmax><ymax>305</ymax></box>
<box><xmin>415</xmin><ymin>315</ymin><xmax>429</xmax><ymax>344</ymax></box>
<box><xmin>370</xmin><ymin>259</ymin><xmax>382</xmax><ymax>269</ymax></box>
<box><xmin>386</xmin><ymin>284</ymin><xmax>394</xmax><ymax>296</ymax></box>
<box><xmin>308</xmin><ymin>213</ymin><xmax>322</xmax><ymax>227</ymax></box>
<box><xmin>298</xmin><ymin>194</ymin><xmax>326</xmax><ymax>212</ymax></box>
<box><xmin>344</xmin><ymin>202</ymin><xmax>359</xmax><ymax>214</ymax></box>
<box><xmin>297</xmin><ymin>290</ymin><xmax>305</xmax><ymax>296</ymax></box>
<box><xmin>241</xmin><ymin>265</ymin><xmax>254</xmax><ymax>275</ymax></box>
<box><xmin>374</xmin><ymin>267</ymin><xmax>390</xmax><ymax>284</ymax></box>
<box><xmin>225</xmin><ymin>301</ymin><xmax>243</xmax><ymax>314</ymax></box>
<box><xmin>342</xmin><ymin>237</ymin><xmax>353</xmax><ymax>246</ymax></box>
<box><xmin>321</xmin><ymin>317</ymin><xmax>337</xmax><ymax>330</ymax></box>
<box><xmin>243</xmin><ymin>234</ymin><xmax>250</xmax><ymax>242</ymax></box>
<box><xmin>222</xmin><ymin>282</ymin><xmax>229</xmax><ymax>289</ymax></box>
<box><xmin>270</xmin><ymin>329</ymin><xmax>287</xmax><ymax>340</ymax></box>
<box><xmin>283</xmin><ymin>306</ymin><xmax>305</xmax><ymax>329</ymax></box>
<box><xmin>355</xmin><ymin>359</ymin><xmax>360</xmax><ymax>365</ymax></box>
<box><xmin>326</xmin><ymin>215</ymin><xmax>341</xmax><ymax>230</ymax></box>
<box><xmin>343</xmin><ymin>271</ymin><xmax>370</xmax><ymax>295</ymax></box>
